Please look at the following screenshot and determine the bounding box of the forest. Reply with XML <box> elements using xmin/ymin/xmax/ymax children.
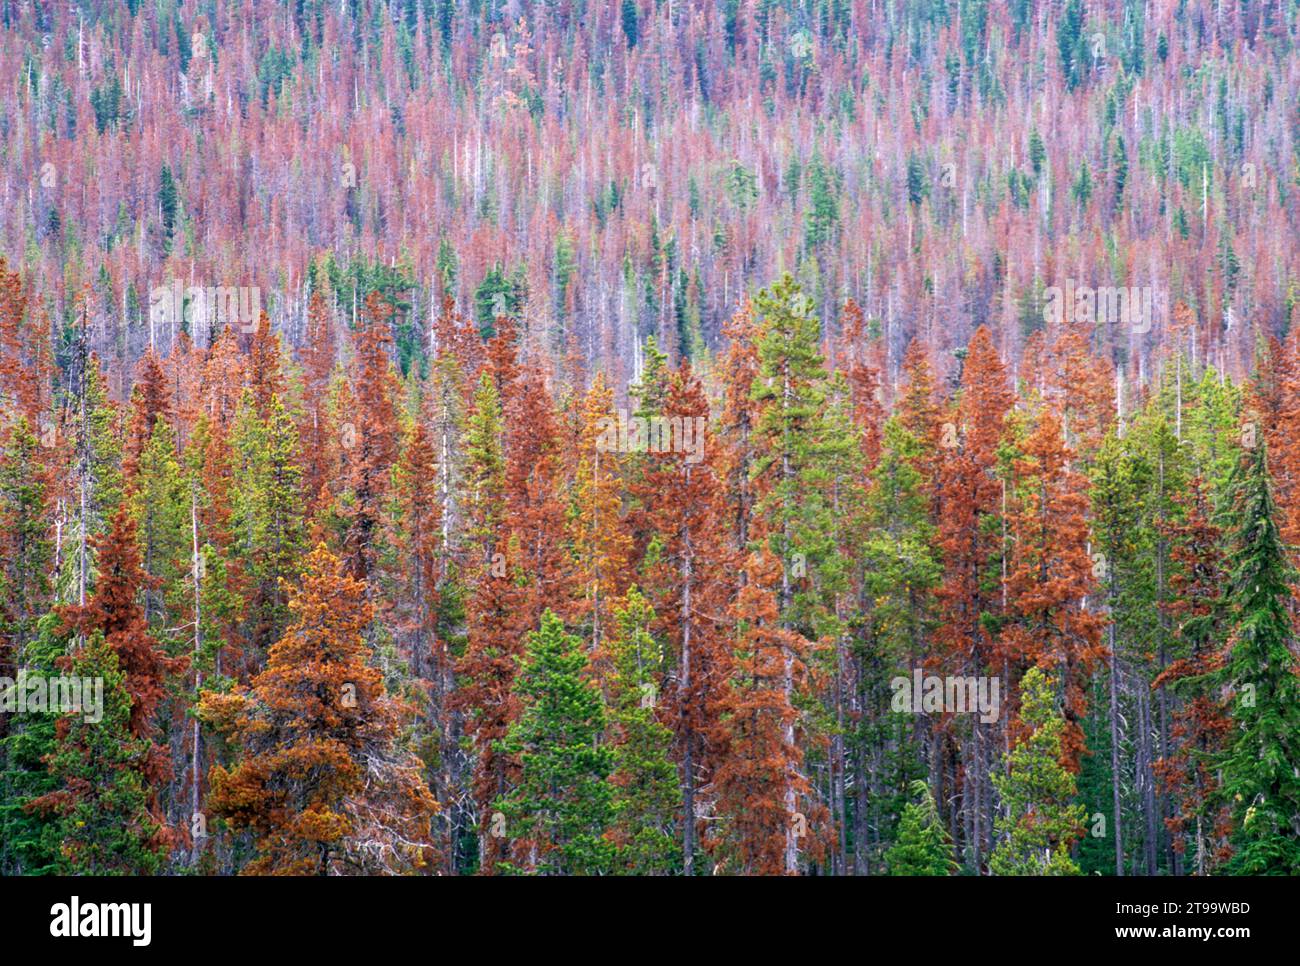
<box><xmin>0</xmin><ymin>0</ymin><xmax>1298</xmax><ymax>876</ymax></box>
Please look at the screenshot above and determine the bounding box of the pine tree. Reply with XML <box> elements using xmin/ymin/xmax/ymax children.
<box><xmin>387</xmin><ymin>423</ymin><xmax>442</xmax><ymax>682</ymax></box>
<box><xmin>454</xmin><ymin>369</ymin><xmax>525</xmax><ymax>870</ymax></box>
<box><xmin>0</xmin><ymin>418</ymin><xmax>53</xmax><ymax>692</ymax></box>
<box><xmin>247</xmin><ymin>317</ymin><xmax>287</xmax><ymax>421</ymax></box>
<box><xmin>570</xmin><ymin>372</ymin><xmax>632</xmax><ymax>654</ymax></box>
<box><xmin>494</xmin><ymin>610</ymin><xmax>615</xmax><ymax>875</ymax></box>
<box><xmin>934</xmin><ymin>325</ymin><xmax>1014</xmax><ymax>869</ymax></box>
<box><xmin>130</xmin><ymin>418</ymin><xmax>189</xmax><ymax>632</ymax></box>
<box><xmin>999</xmin><ymin>407</ymin><xmax>1105</xmax><ymax>770</ymax></box>
<box><xmin>1154</xmin><ymin>475</ymin><xmax>1232</xmax><ymax>873</ymax></box>
<box><xmin>1088</xmin><ymin>428</ymin><xmax>1152</xmax><ymax>876</ymax></box>
<box><xmin>751</xmin><ymin>273</ymin><xmax>843</xmax><ymax>638</ymax></box>
<box><xmin>895</xmin><ymin>340</ymin><xmax>943</xmax><ymax>504</ymax></box>
<box><xmin>748</xmin><ymin>275</ymin><xmax>844</xmax><ymax>872</ymax></box>
<box><xmin>504</xmin><ymin>365</ymin><xmax>571</xmax><ymax>644</ymax></box>
<box><xmin>1215</xmin><ymin>437</ymin><xmax>1300</xmax><ymax>874</ymax></box>
<box><xmin>606</xmin><ymin>588</ymin><xmax>681</xmax><ymax>874</ymax></box>
<box><xmin>837</xmin><ymin>298</ymin><xmax>885</xmax><ymax>470</ymax></box>
<box><xmin>0</xmin><ymin>614</ymin><xmax>66</xmax><ymax>874</ymax></box>
<box><xmin>343</xmin><ymin>291</ymin><xmax>401</xmax><ymax>581</ymax></box>
<box><xmin>35</xmin><ymin>633</ymin><xmax>171</xmax><ymax>874</ymax></box>
<box><xmin>200</xmin><ymin>543</ymin><xmax>436</xmax><ymax>875</ymax></box>
<box><xmin>64</xmin><ymin>354</ymin><xmax>124</xmax><ymax>598</ymax></box>
<box><xmin>462</xmin><ymin>371</ymin><xmax>506</xmax><ymax>561</ymax></box>
<box><xmin>859</xmin><ymin>415</ymin><xmax>941</xmax><ymax>869</ymax></box>
<box><xmin>1043</xmin><ymin>320</ymin><xmax>1113</xmax><ymax>464</ymax></box>
<box><xmin>886</xmin><ymin>780</ymin><xmax>957</xmax><ymax>875</ymax></box>
<box><xmin>864</xmin><ymin>418</ymin><xmax>941</xmax><ymax>672</ymax></box>
<box><xmin>229</xmin><ymin>390</ymin><xmax>305</xmax><ymax>667</ymax></box>
<box><xmin>708</xmin><ymin>548</ymin><xmax>818</xmax><ymax>875</ymax></box>
<box><xmin>990</xmin><ymin>666</ymin><xmax>1087</xmax><ymax>875</ymax></box>
<box><xmin>629</xmin><ymin>359</ymin><xmax>731</xmax><ymax>874</ymax></box>
<box><xmin>60</xmin><ymin>502</ymin><xmax>185</xmax><ymax>826</ymax></box>
<box><xmin>300</xmin><ymin>286</ymin><xmax>338</xmax><ymax>518</ymax></box>
<box><xmin>122</xmin><ymin>350</ymin><xmax>171</xmax><ymax>483</ymax></box>
<box><xmin>197</xmin><ymin>324</ymin><xmax>246</xmax><ymax>431</ymax></box>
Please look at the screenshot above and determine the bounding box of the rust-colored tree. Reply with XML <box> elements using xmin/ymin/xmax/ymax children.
<box><xmin>632</xmin><ymin>360</ymin><xmax>733</xmax><ymax>875</ymax></box>
<box><xmin>59</xmin><ymin>503</ymin><xmax>186</xmax><ymax>846</ymax></box>
<box><xmin>200</xmin><ymin>543</ymin><xmax>437</xmax><ymax>874</ymax></box>
<box><xmin>343</xmin><ymin>291</ymin><xmax>400</xmax><ymax>581</ymax></box>
<box><xmin>122</xmin><ymin>350</ymin><xmax>171</xmax><ymax>483</ymax></box>
<box><xmin>998</xmin><ymin>407</ymin><xmax>1105</xmax><ymax>771</ymax></box>
<box><xmin>933</xmin><ymin>325</ymin><xmax>1014</xmax><ymax>869</ymax></box>
<box><xmin>707</xmin><ymin>547</ymin><xmax>818</xmax><ymax>875</ymax></box>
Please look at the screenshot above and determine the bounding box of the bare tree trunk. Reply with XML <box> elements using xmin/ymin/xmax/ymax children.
<box><xmin>1155</xmin><ymin>451</ymin><xmax>1175</xmax><ymax>875</ymax></box>
<box><xmin>1108</xmin><ymin>622</ymin><xmax>1124</xmax><ymax>876</ymax></box>
<box><xmin>679</xmin><ymin>523</ymin><xmax>695</xmax><ymax>876</ymax></box>
<box><xmin>190</xmin><ymin>491</ymin><xmax>204</xmax><ymax>866</ymax></box>
<box><xmin>1136</xmin><ymin>686</ymin><xmax>1158</xmax><ymax>874</ymax></box>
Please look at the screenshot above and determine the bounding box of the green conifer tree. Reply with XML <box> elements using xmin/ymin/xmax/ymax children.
<box><xmin>886</xmin><ymin>780</ymin><xmax>957</xmax><ymax>875</ymax></box>
<box><xmin>607</xmin><ymin>588</ymin><xmax>681</xmax><ymax>874</ymax></box>
<box><xmin>990</xmin><ymin>666</ymin><xmax>1087</xmax><ymax>875</ymax></box>
<box><xmin>495</xmin><ymin>610</ymin><xmax>615</xmax><ymax>875</ymax></box>
<box><xmin>38</xmin><ymin>634</ymin><xmax>170</xmax><ymax>874</ymax></box>
<box><xmin>1216</xmin><ymin>438</ymin><xmax>1300</xmax><ymax>874</ymax></box>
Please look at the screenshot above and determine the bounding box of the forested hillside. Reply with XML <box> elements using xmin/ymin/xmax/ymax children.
<box><xmin>0</xmin><ymin>0</ymin><xmax>1298</xmax><ymax>876</ymax></box>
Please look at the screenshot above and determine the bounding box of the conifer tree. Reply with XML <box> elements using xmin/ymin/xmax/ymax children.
<box><xmin>999</xmin><ymin>408</ymin><xmax>1105</xmax><ymax>769</ymax></box>
<box><xmin>748</xmin><ymin>275</ymin><xmax>846</xmax><ymax>872</ymax></box>
<box><xmin>122</xmin><ymin>350</ymin><xmax>171</xmax><ymax>483</ymax></box>
<box><xmin>571</xmin><ymin>372</ymin><xmax>632</xmax><ymax>654</ymax></box>
<box><xmin>895</xmin><ymin>340</ymin><xmax>943</xmax><ymax>507</ymax></box>
<box><xmin>131</xmin><ymin>418</ymin><xmax>189</xmax><ymax>631</ymax></box>
<box><xmin>60</xmin><ymin>502</ymin><xmax>185</xmax><ymax>823</ymax></box>
<box><xmin>607</xmin><ymin>588</ymin><xmax>681</xmax><ymax>874</ymax></box>
<box><xmin>197</xmin><ymin>324</ymin><xmax>246</xmax><ymax>432</ymax></box>
<box><xmin>300</xmin><ymin>286</ymin><xmax>338</xmax><ymax>518</ymax></box>
<box><xmin>1215</xmin><ymin>437</ymin><xmax>1300</xmax><ymax>874</ymax></box>
<box><xmin>886</xmin><ymin>780</ymin><xmax>957</xmax><ymax>875</ymax></box>
<box><xmin>200</xmin><ymin>543</ymin><xmax>436</xmax><ymax>874</ymax></box>
<box><xmin>751</xmin><ymin>274</ymin><xmax>844</xmax><ymax>638</ymax></box>
<box><xmin>454</xmin><ymin>370</ymin><xmax>525</xmax><ymax>869</ymax></box>
<box><xmin>1042</xmin><ymin>320</ymin><xmax>1113</xmax><ymax>464</ymax></box>
<box><xmin>504</xmin><ymin>366</ymin><xmax>571</xmax><ymax>640</ymax></box>
<box><xmin>0</xmin><ymin>614</ymin><xmax>66</xmax><ymax>874</ymax></box>
<box><xmin>718</xmin><ymin>301</ymin><xmax>761</xmax><ymax>557</ymax></box>
<box><xmin>229</xmin><ymin>390</ymin><xmax>305</xmax><ymax>666</ymax></box>
<box><xmin>990</xmin><ymin>666</ymin><xmax>1086</xmax><ymax>875</ymax></box>
<box><xmin>859</xmin><ymin>415</ymin><xmax>941</xmax><ymax>869</ymax></box>
<box><xmin>1088</xmin><ymin>428</ymin><xmax>1151</xmax><ymax>876</ymax></box>
<box><xmin>934</xmin><ymin>325</ymin><xmax>1013</xmax><ymax>869</ymax></box>
<box><xmin>708</xmin><ymin>548</ymin><xmax>818</xmax><ymax>875</ymax></box>
<box><xmin>247</xmin><ymin>316</ymin><xmax>286</xmax><ymax>421</ymax></box>
<box><xmin>1154</xmin><ymin>475</ymin><xmax>1232</xmax><ymax>873</ymax></box>
<box><xmin>36</xmin><ymin>634</ymin><xmax>171</xmax><ymax>874</ymax></box>
<box><xmin>494</xmin><ymin>610</ymin><xmax>615</xmax><ymax>875</ymax></box>
<box><xmin>631</xmin><ymin>360</ymin><xmax>731</xmax><ymax>874</ymax></box>
<box><xmin>388</xmin><ymin>423</ymin><xmax>442</xmax><ymax>681</ymax></box>
<box><xmin>65</xmin><ymin>354</ymin><xmax>123</xmax><ymax>605</ymax></box>
<box><xmin>0</xmin><ymin>419</ymin><xmax>53</xmax><ymax>689</ymax></box>
<box><xmin>343</xmin><ymin>292</ymin><xmax>401</xmax><ymax>581</ymax></box>
<box><xmin>864</xmin><ymin>418</ymin><xmax>941</xmax><ymax>675</ymax></box>
<box><xmin>837</xmin><ymin>298</ymin><xmax>885</xmax><ymax>470</ymax></box>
